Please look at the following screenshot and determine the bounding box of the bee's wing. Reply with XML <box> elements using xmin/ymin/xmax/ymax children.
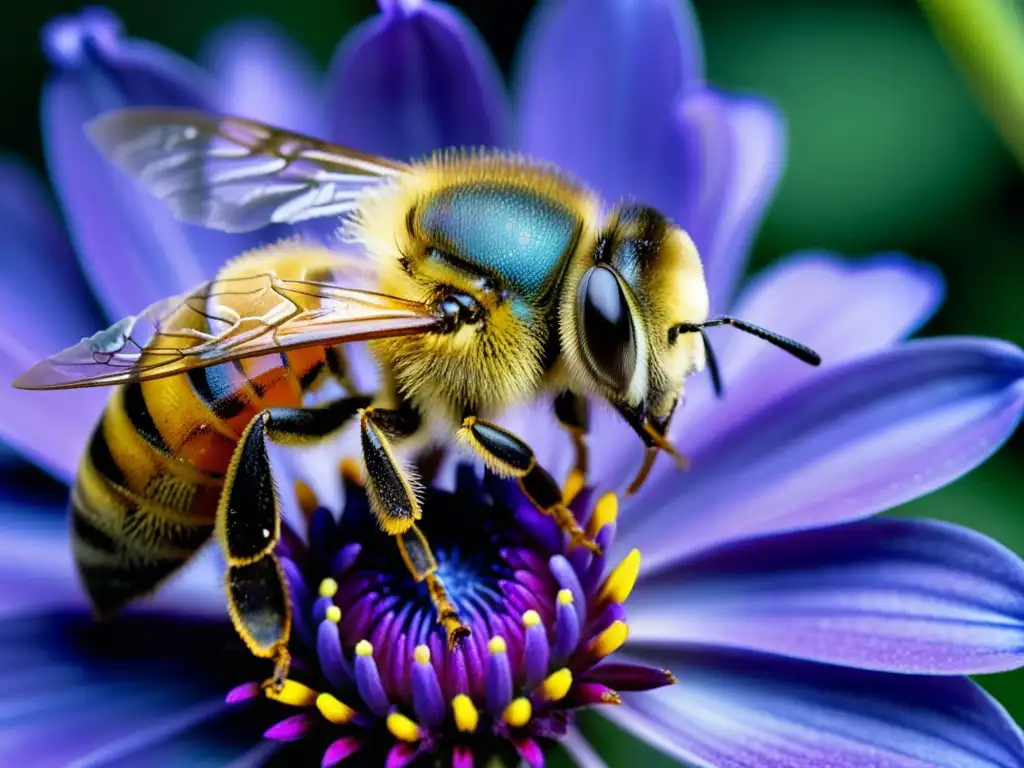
<box><xmin>87</xmin><ymin>108</ymin><xmax>409</xmax><ymax>233</ymax></box>
<box><xmin>13</xmin><ymin>274</ymin><xmax>440</xmax><ymax>390</ymax></box>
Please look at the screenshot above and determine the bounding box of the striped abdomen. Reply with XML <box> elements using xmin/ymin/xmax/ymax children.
<box><xmin>72</xmin><ymin>347</ymin><xmax>331</xmax><ymax>617</ymax></box>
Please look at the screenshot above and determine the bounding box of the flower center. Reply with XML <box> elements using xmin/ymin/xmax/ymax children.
<box><xmin>228</xmin><ymin>465</ymin><xmax>673</xmax><ymax>766</ymax></box>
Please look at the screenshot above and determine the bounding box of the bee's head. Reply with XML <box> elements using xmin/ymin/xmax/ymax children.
<box><xmin>562</xmin><ymin>204</ymin><xmax>709</xmax><ymax>424</ymax></box>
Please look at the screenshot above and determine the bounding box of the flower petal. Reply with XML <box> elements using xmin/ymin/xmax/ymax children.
<box><xmin>675</xmin><ymin>252</ymin><xmax>946</xmax><ymax>457</ymax></box>
<box><xmin>679</xmin><ymin>92</ymin><xmax>787</xmax><ymax>311</ymax></box>
<box><xmin>0</xmin><ymin>613</ymin><xmax>259</xmax><ymax>767</ymax></box>
<box><xmin>200</xmin><ymin>19</ymin><xmax>324</xmax><ymax>136</ymax></box>
<box><xmin>617</xmin><ymin>337</ymin><xmax>1024</xmax><ymax>572</ymax></box>
<box><xmin>41</xmin><ymin>8</ymin><xmax>254</xmax><ymax>317</ymax></box>
<box><xmin>606</xmin><ymin>647</ymin><xmax>1024</xmax><ymax>768</ymax></box>
<box><xmin>516</xmin><ymin>0</ymin><xmax>702</xmax><ymax>219</ymax></box>
<box><xmin>629</xmin><ymin>517</ymin><xmax>1024</xmax><ymax>674</ymax></box>
<box><xmin>326</xmin><ymin>0</ymin><xmax>507</xmax><ymax>159</ymax></box>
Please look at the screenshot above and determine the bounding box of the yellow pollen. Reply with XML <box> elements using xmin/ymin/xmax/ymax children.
<box><xmin>340</xmin><ymin>457</ymin><xmax>363</xmax><ymax>486</ymax></box>
<box><xmin>414</xmin><ymin>644</ymin><xmax>431</xmax><ymax>665</ymax></box>
<box><xmin>563</xmin><ymin>469</ymin><xmax>584</xmax><ymax>504</ymax></box>
<box><xmin>355</xmin><ymin>639</ymin><xmax>374</xmax><ymax>657</ymax></box>
<box><xmin>316</xmin><ymin>693</ymin><xmax>356</xmax><ymax>724</ymax></box>
<box><xmin>602</xmin><ymin>690</ymin><xmax>623</xmax><ymax>705</ymax></box>
<box><xmin>600</xmin><ymin>548</ymin><xmax>641</xmax><ymax>604</ymax></box>
<box><xmin>557</xmin><ymin>588</ymin><xmax>574</xmax><ymax>606</ymax></box>
<box><xmin>589</xmin><ymin>620</ymin><xmax>629</xmax><ymax>658</ymax></box>
<box><xmin>293</xmin><ymin>479</ymin><xmax>318</xmax><ymax>517</ymax></box>
<box><xmin>325</xmin><ymin>605</ymin><xmax>341</xmax><ymax>623</ymax></box>
<box><xmin>540</xmin><ymin>668</ymin><xmax>573</xmax><ymax>702</ymax></box>
<box><xmin>664</xmin><ymin>669</ymin><xmax>679</xmax><ymax>685</ymax></box>
<box><xmin>319</xmin><ymin>577</ymin><xmax>339</xmax><ymax>598</ymax></box>
<box><xmin>386</xmin><ymin>712</ymin><xmax>423</xmax><ymax>743</ymax></box>
<box><xmin>488</xmin><ymin>636</ymin><xmax>507</xmax><ymax>655</ymax></box>
<box><xmin>452</xmin><ymin>694</ymin><xmax>479</xmax><ymax>733</ymax></box>
<box><xmin>588</xmin><ymin>492</ymin><xmax>618</xmax><ymax>536</ymax></box>
<box><xmin>265</xmin><ymin>679</ymin><xmax>317</xmax><ymax>707</ymax></box>
<box><xmin>522</xmin><ymin>609</ymin><xmax>541</xmax><ymax>628</ymax></box>
<box><xmin>503</xmin><ymin>697</ymin><xmax>532</xmax><ymax>728</ymax></box>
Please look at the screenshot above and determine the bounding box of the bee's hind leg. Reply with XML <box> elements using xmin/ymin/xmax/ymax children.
<box><xmin>359</xmin><ymin>405</ymin><xmax>470</xmax><ymax>649</ymax></box>
<box><xmin>458</xmin><ymin>416</ymin><xmax>602</xmax><ymax>555</ymax></box>
<box><xmin>219</xmin><ymin>395</ymin><xmax>372</xmax><ymax>691</ymax></box>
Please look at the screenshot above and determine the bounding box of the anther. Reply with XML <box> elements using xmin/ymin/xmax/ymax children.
<box><xmin>265</xmin><ymin>679</ymin><xmax>317</xmax><ymax>707</ymax></box>
<box><xmin>340</xmin><ymin>457</ymin><xmax>363</xmax><ymax>487</ymax></box>
<box><xmin>563</xmin><ymin>468</ymin><xmax>585</xmax><ymax>504</ymax></box>
<box><xmin>503</xmin><ymin>697</ymin><xmax>532</xmax><ymax>728</ymax></box>
<box><xmin>600</xmin><ymin>548</ymin><xmax>641</xmax><ymax>604</ymax></box>
<box><xmin>386</xmin><ymin>712</ymin><xmax>423</xmax><ymax>743</ymax></box>
<box><xmin>319</xmin><ymin>577</ymin><xmax>339</xmax><ymax>598</ymax></box>
<box><xmin>588</xmin><ymin>492</ymin><xmax>618</xmax><ymax>537</ymax></box>
<box><xmin>488</xmin><ymin>636</ymin><xmax>507</xmax><ymax>655</ymax></box>
<box><xmin>540</xmin><ymin>668</ymin><xmax>573</xmax><ymax>702</ymax></box>
<box><xmin>316</xmin><ymin>693</ymin><xmax>357</xmax><ymax>725</ymax></box>
<box><xmin>325</xmin><ymin>605</ymin><xmax>341</xmax><ymax>623</ymax></box>
<box><xmin>452</xmin><ymin>694</ymin><xmax>479</xmax><ymax>733</ymax></box>
<box><xmin>293</xmin><ymin>479</ymin><xmax>318</xmax><ymax>518</ymax></box>
<box><xmin>588</xmin><ymin>620</ymin><xmax>629</xmax><ymax>659</ymax></box>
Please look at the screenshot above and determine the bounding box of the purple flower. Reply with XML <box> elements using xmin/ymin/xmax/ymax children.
<box><xmin>2</xmin><ymin>1</ymin><xmax>1024</xmax><ymax>767</ymax></box>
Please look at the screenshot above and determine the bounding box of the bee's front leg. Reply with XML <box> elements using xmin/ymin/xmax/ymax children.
<box><xmin>458</xmin><ymin>416</ymin><xmax>602</xmax><ymax>555</ymax></box>
<box><xmin>359</xmin><ymin>405</ymin><xmax>470</xmax><ymax>649</ymax></box>
<box><xmin>218</xmin><ymin>395</ymin><xmax>372</xmax><ymax>691</ymax></box>
<box><xmin>553</xmin><ymin>390</ymin><xmax>589</xmax><ymax>502</ymax></box>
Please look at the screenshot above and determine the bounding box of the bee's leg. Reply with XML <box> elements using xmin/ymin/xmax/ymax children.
<box><xmin>554</xmin><ymin>390</ymin><xmax>589</xmax><ymax>501</ymax></box>
<box><xmin>359</xmin><ymin>404</ymin><xmax>470</xmax><ymax>647</ymax></box>
<box><xmin>218</xmin><ymin>395</ymin><xmax>372</xmax><ymax>690</ymax></box>
<box><xmin>458</xmin><ymin>416</ymin><xmax>602</xmax><ymax>555</ymax></box>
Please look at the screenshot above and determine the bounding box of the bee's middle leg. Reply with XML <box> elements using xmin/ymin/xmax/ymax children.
<box><xmin>359</xmin><ymin>405</ymin><xmax>470</xmax><ymax>648</ymax></box>
<box><xmin>218</xmin><ymin>395</ymin><xmax>372</xmax><ymax>690</ymax></box>
<box><xmin>554</xmin><ymin>390</ymin><xmax>589</xmax><ymax>502</ymax></box>
<box><xmin>458</xmin><ymin>416</ymin><xmax>602</xmax><ymax>555</ymax></box>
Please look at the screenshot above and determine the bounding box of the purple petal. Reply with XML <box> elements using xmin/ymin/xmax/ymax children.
<box><xmin>607</xmin><ymin>648</ymin><xmax>1024</xmax><ymax>768</ymax></box>
<box><xmin>675</xmin><ymin>252</ymin><xmax>946</xmax><ymax>458</ymax></box>
<box><xmin>617</xmin><ymin>337</ymin><xmax>1024</xmax><ymax>572</ymax></box>
<box><xmin>200</xmin><ymin>19</ymin><xmax>324</xmax><ymax>136</ymax></box>
<box><xmin>41</xmin><ymin>8</ymin><xmax>254</xmax><ymax>318</ymax></box>
<box><xmin>680</xmin><ymin>92</ymin><xmax>787</xmax><ymax>311</ymax></box>
<box><xmin>630</xmin><ymin>518</ymin><xmax>1024</xmax><ymax>674</ymax></box>
<box><xmin>516</xmin><ymin>0</ymin><xmax>702</xmax><ymax>220</ymax></box>
<box><xmin>327</xmin><ymin>0</ymin><xmax>507</xmax><ymax>159</ymax></box>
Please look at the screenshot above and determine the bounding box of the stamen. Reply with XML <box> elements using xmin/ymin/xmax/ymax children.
<box><xmin>503</xmin><ymin>697</ymin><xmax>532</xmax><ymax>728</ymax></box>
<box><xmin>588</xmin><ymin>620</ymin><xmax>629</xmax><ymax>659</ymax></box>
<box><xmin>293</xmin><ymin>479</ymin><xmax>318</xmax><ymax>517</ymax></box>
<box><xmin>316</xmin><ymin>693</ymin><xmax>357</xmax><ymax>725</ymax></box>
<box><xmin>411</xmin><ymin>644</ymin><xmax>446</xmax><ymax>727</ymax></box>
<box><xmin>563</xmin><ymin>468</ymin><xmax>584</xmax><ymax>504</ymax></box>
<box><xmin>486</xmin><ymin>635</ymin><xmax>513</xmax><ymax>714</ymax></box>
<box><xmin>452</xmin><ymin>694</ymin><xmax>479</xmax><ymax>733</ymax></box>
<box><xmin>325</xmin><ymin>605</ymin><xmax>341</xmax><ymax>623</ymax></box>
<box><xmin>265</xmin><ymin>679</ymin><xmax>317</xmax><ymax>707</ymax></box>
<box><xmin>600</xmin><ymin>548</ymin><xmax>641</xmax><ymax>604</ymax></box>
<box><xmin>386</xmin><ymin>712</ymin><xmax>423</xmax><ymax>743</ymax></box>
<box><xmin>582</xmin><ymin>523</ymin><xmax>617</xmax><ymax>594</ymax></box>
<box><xmin>539</xmin><ymin>668</ymin><xmax>573</xmax><ymax>702</ymax></box>
<box><xmin>587</xmin><ymin>492</ymin><xmax>618</xmax><ymax>537</ymax></box>
<box><xmin>316</xmin><ymin>618</ymin><xmax>349</xmax><ymax>690</ymax></box>
<box><xmin>521</xmin><ymin>610</ymin><xmax>550</xmax><ymax>690</ymax></box>
<box><xmin>548</xmin><ymin>555</ymin><xmax>585</xmax><ymax>631</ymax></box>
<box><xmin>319</xmin><ymin>577</ymin><xmax>339</xmax><ymax>598</ymax></box>
<box><xmin>552</xmin><ymin>589</ymin><xmax>580</xmax><ymax>665</ymax></box>
<box><xmin>353</xmin><ymin>640</ymin><xmax>391</xmax><ymax>717</ymax></box>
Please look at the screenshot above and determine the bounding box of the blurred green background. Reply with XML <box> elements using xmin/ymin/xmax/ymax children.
<box><xmin>1</xmin><ymin>0</ymin><xmax>1023</xmax><ymax>764</ymax></box>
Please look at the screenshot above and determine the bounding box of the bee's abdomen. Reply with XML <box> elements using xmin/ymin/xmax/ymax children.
<box><xmin>71</xmin><ymin>382</ymin><xmax>225</xmax><ymax>618</ymax></box>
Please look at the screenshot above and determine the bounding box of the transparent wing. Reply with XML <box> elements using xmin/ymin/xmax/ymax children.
<box><xmin>14</xmin><ymin>274</ymin><xmax>440</xmax><ymax>390</ymax></box>
<box><xmin>87</xmin><ymin>108</ymin><xmax>409</xmax><ymax>232</ymax></box>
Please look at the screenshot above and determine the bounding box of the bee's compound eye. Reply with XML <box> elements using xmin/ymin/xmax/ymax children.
<box><xmin>577</xmin><ymin>265</ymin><xmax>636</xmax><ymax>392</ymax></box>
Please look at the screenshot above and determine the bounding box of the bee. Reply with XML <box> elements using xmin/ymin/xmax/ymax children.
<box><xmin>14</xmin><ymin>109</ymin><xmax>820</xmax><ymax>687</ymax></box>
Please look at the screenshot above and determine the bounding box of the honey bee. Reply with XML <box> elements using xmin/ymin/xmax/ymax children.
<box><xmin>14</xmin><ymin>109</ymin><xmax>820</xmax><ymax>687</ymax></box>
